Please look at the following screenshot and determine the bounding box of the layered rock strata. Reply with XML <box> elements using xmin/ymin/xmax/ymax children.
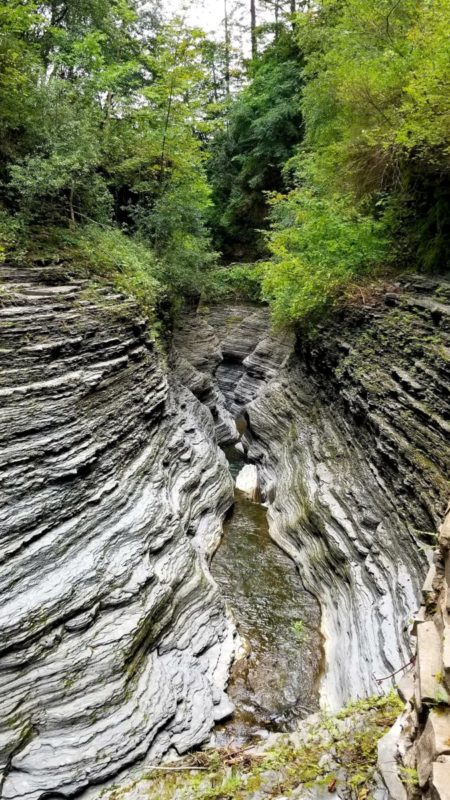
<box><xmin>172</xmin><ymin>313</ymin><xmax>237</xmax><ymax>445</ymax></box>
<box><xmin>231</xmin><ymin>279</ymin><xmax>450</xmax><ymax>709</ymax></box>
<box><xmin>0</xmin><ymin>267</ymin><xmax>235</xmax><ymax>800</ymax></box>
<box><xmin>204</xmin><ymin>304</ymin><xmax>294</xmax><ymax>416</ymax></box>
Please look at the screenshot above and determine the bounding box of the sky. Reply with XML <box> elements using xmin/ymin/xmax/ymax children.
<box><xmin>164</xmin><ymin>0</ymin><xmax>226</xmax><ymax>37</ymax></box>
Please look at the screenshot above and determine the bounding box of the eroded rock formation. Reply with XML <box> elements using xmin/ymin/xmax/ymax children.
<box><xmin>0</xmin><ymin>267</ymin><xmax>235</xmax><ymax>799</ymax></box>
<box><xmin>187</xmin><ymin>280</ymin><xmax>450</xmax><ymax>712</ymax></box>
<box><xmin>1</xmin><ymin>267</ymin><xmax>449</xmax><ymax>800</ymax></box>
<box><xmin>239</xmin><ymin>279</ymin><xmax>450</xmax><ymax>709</ymax></box>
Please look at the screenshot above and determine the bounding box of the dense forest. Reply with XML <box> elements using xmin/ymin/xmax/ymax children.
<box><xmin>1</xmin><ymin>0</ymin><xmax>449</xmax><ymax>327</ymax></box>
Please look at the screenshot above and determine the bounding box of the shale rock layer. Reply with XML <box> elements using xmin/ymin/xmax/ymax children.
<box><xmin>0</xmin><ymin>267</ymin><xmax>235</xmax><ymax>800</ymax></box>
<box><xmin>239</xmin><ymin>279</ymin><xmax>450</xmax><ymax>709</ymax></box>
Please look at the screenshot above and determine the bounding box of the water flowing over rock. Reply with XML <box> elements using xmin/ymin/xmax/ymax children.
<box><xmin>0</xmin><ymin>267</ymin><xmax>236</xmax><ymax>799</ymax></box>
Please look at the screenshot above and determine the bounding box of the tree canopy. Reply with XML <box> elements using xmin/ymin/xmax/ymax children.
<box><xmin>1</xmin><ymin>0</ymin><xmax>449</xmax><ymax>328</ymax></box>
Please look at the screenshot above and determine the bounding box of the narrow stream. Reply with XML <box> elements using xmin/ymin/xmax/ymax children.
<box><xmin>211</xmin><ymin>443</ymin><xmax>322</xmax><ymax>747</ymax></box>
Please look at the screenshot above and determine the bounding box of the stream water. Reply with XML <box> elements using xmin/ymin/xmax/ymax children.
<box><xmin>211</xmin><ymin>443</ymin><xmax>322</xmax><ymax>747</ymax></box>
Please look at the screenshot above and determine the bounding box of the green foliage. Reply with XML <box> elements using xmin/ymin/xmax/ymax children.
<box><xmin>0</xmin><ymin>209</ymin><xmax>26</xmax><ymax>264</ymax></box>
<box><xmin>260</xmin><ymin>0</ymin><xmax>450</xmax><ymax>326</ymax></box>
<box><xmin>74</xmin><ymin>225</ymin><xmax>161</xmax><ymax>316</ymax></box>
<box><xmin>3</xmin><ymin>0</ymin><xmax>449</xmax><ymax>328</ymax></box>
<box><xmin>0</xmin><ymin>1</ymin><xmax>219</xmax><ymax>313</ymax></box>
<box><xmin>296</xmin><ymin>0</ymin><xmax>450</xmax><ymax>267</ymax></box>
<box><xmin>103</xmin><ymin>692</ymin><xmax>403</xmax><ymax>800</ymax></box>
<box><xmin>208</xmin><ymin>25</ymin><xmax>304</xmax><ymax>261</ymax></box>
<box><xmin>204</xmin><ymin>262</ymin><xmax>264</xmax><ymax>303</ymax></box>
<box><xmin>262</xmin><ymin>189</ymin><xmax>388</xmax><ymax>326</ymax></box>
<box><xmin>291</xmin><ymin>619</ymin><xmax>307</xmax><ymax>642</ymax></box>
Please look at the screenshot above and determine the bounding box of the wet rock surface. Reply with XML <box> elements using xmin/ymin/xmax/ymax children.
<box><xmin>0</xmin><ymin>266</ymin><xmax>235</xmax><ymax>799</ymax></box>
<box><xmin>211</xmin><ymin>446</ymin><xmax>321</xmax><ymax>746</ymax></box>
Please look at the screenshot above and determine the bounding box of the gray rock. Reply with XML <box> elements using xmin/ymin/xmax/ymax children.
<box><xmin>0</xmin><ymin>267</ymin><xmax>236</xmax><ymax>799</ymax></box>
<box><xmin>417</xmin><ymin>709</ymin><xmax>450</xmax><ymax>787</ymax></box>
<box><xmin>431</xmin><ymin>758</ymin><xmax>450</xmax><ymax>800</ymax></box>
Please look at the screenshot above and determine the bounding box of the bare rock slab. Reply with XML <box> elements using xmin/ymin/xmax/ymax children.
<box><xmin>235</xmin><ymin>464</ymin><xmax>260</xmax><ymax>502</ymax></box>
<box><xmin>416</xmin><ymin>622</ymin><xmax>442</xmax><ymax>708</ymax></box>
<box><xmin>431</xmin><ymin>758</ymin><xmax>450</xmax><ymax>800</ymax></box>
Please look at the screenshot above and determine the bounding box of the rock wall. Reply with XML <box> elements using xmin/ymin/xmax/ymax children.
<box><xmin>0</xmin><ymin>267</ymin><xmax>236</xmax><ymax>800</ymax></box>
<box><xmin>390</xmin><ymin>504</ymin><xmax>450</xmax><ymax>800</ymax></box>
<box><xmin>242</xmin><ymin>278</ymin><xmax>450</xmax><ymax>710</ymax></box>
<box><xmin>2</xmin><ymin>269</ymin><xmax>449</xmax><ymax>799</ymax></box>
<box><xmin>196</xmin><ymin>280</ymin><xmax>450</xmax><ymax>711</ymax></box>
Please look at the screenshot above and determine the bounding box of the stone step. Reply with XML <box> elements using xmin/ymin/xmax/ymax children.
<box><xmin>416</xmin><ymin>621</ymin><xmax>442</xmax><ymax>708</ymax></box>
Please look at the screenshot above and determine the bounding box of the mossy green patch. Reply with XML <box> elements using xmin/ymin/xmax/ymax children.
<box><xmin>100</xmin><ymin>692</ymin><xmax>403</xmax><ymax>800</ymax></box>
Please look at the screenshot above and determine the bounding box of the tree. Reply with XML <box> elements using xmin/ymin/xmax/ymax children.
<box><xmin>261</xmin><ymin>0</ymin><xmax>450</xmax><ymax>326</ymax></box>
<box><xmin>208</xmin><ymin>24</ymin><xmax>304</xmax><ymax>260</ymax></box>
<box><xmin>250</xmin><ymin>0</ymin><xmax>257</xmax><ymax>57</ymax></box>
<box><xmin>0</xmin><ymin>0</ymin><xmax>220</xmax><ymax>309</ymax></box>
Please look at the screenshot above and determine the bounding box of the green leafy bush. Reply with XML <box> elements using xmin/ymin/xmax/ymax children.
<box><xmin>204</xmin><ymin>262</ymin><xmax>264</xmax><ymax>303</ymax></box>
<box><xmin>73</xmin><ymin>225</ymin><xmax>162</xmax><ymax>317</ymax></box>
<box><xmin>0</xmin><ymin>209</ymin><xmax>26</xmax><ymax>264</ymax></box>
<box><xmin>262</xmin><ymin>189</ymin><xmax>388</xmax><ymax>326</ymax></box>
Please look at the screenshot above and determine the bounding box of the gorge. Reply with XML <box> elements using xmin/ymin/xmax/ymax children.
<box><xmin>1</xmin><ymin>265</ymin><xmax>449</xmax><ymax>799</ymax></box>
<box><xmin>2</xmin><ymin>1</ymin><xmax>450</xmax><ymax>797</ymax></box>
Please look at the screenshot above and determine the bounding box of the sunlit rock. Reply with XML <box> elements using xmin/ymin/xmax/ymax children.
<box><xmin>235</xmin><ymin>464</ymin><xmax>260</xmax><ymax>502</ymax></box>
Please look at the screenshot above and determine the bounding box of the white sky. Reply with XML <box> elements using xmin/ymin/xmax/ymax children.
<box><xmin>164</xmin><ymin>0</ymin><xmax>226</xmax><ymax>37</ymax></box>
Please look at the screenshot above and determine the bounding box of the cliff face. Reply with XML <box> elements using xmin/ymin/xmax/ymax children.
<box><xmin>183</xmin><ymin>281</ymin><xmax>449</xmax><ymax>712</ymax></box>
<box><xmin>1</xmin><ymin>266</ymin><xmax>449</xmax><ymax>799</ymax></box>
<box><xmin>0</xmin><ymin>267</ymin><xmax>235</xmax><ymax>799</ymax></box>
<box><xmin>238</xmin><ymin>278</ymin><xmax>450</xmax><ymax>709</ymax></box>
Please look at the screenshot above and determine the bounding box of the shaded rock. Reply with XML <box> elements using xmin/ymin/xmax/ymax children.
<box><xmin>172</xmin><ymin>312</ymin><xmax>238</xmax><ymax>445</ymax></box>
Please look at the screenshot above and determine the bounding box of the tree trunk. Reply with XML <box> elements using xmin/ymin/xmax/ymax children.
<box><xmin>290</xmin><ymin>0</ymin><xmax>296</xmax><ymax>12</ymax></box>
<box><xmin>274</xmin><ymin>0</ymin><xmax>280</xmax><ymax>37</ymax></box>
<box><xmin>69</xmin><ymin>183</ymin><xmax>75</xmax><ymax>226</ymax></box>
<box><xmin>250</xmin><ymin>0</ymin><xmax>257</xmax><ymax>58</ymax></box>
<box><xmin>224</xmin><ymin>0</ymin><xmax>231</xmax><ymax>95</ymax></box>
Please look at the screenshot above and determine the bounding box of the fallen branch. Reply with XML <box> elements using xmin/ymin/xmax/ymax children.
<box><xmin>375</xmin><ymin>656</ymin><xmax>415</xmax><ymax>684</ymax></box>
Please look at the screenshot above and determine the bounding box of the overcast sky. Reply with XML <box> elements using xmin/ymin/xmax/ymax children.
<box><xmin>164</xmin><ymin>0</ymin><xmax>226</xmax><ymax>36</ymax></box>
